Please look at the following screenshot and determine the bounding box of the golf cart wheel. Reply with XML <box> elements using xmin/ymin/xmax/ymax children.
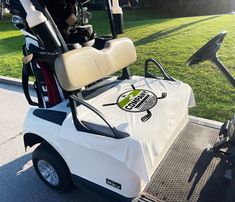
<box><xmin>32</xmin><ymin>143</ymin><xmax>73</xmax><ymax>192</ymax></box>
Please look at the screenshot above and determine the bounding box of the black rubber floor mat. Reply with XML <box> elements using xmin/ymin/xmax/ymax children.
<box><xmin>144</xmin><ymin>122</ymin><xmax>235</xmax><ymax>202</ymax></box>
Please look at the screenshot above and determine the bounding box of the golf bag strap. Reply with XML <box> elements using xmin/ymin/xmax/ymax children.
<box><xmin>22</xmin><ymin>63</ymin><xmax>39</xmax><ymax>106</ymax></box>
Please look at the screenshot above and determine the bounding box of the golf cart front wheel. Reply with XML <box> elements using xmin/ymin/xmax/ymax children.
<box><xmin>32</xmin><ymin>143</ymin><xmax>73</xmax><ymax>192</ymax></box>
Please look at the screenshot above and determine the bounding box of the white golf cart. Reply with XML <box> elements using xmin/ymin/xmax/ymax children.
<box><xmin>3</xmin><ymin>0</ymin><xmax>235</xmax><ymax>201</ymax></box>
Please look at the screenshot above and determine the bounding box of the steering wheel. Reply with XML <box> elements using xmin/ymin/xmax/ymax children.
<box><xmin>186</xmin><ymin>31</ymin><xmax>227</xmax><ymax>66</ymax></box>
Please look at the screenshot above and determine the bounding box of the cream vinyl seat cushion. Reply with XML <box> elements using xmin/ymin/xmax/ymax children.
<box><xmin>55</xmin><ymin>38</ymin><xmax>137</xmax><ymax>91</ymax></box>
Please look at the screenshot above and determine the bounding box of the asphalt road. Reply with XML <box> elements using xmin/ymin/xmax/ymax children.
<box><xmin>0</xmin><ymin>82</ymin><xmax>108</xmax><ymax>202</ymax></box>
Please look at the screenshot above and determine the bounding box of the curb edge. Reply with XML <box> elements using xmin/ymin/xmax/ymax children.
<box><xmin>0</xmin><ymin>76</ymin><xmax>33</xmax><ymax>88</ymax></box>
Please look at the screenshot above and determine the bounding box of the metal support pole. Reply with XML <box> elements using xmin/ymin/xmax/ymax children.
<box><xmin>105</xmin><ymin>0</ymin><xmax>130</xmax><ymax>79</ymax></box>
<box><xmin>211</xmin><ymin>56</ymin><xmax>235</xmax><ymax>87</ymax></box>
<box><xmin>0</xmin><ymin>2</ymin><xmax>3</xmax><ymax>20</ymax></box>
<box><xmin>105</xmin><ymin>0</ymin><xmax>117</xmax><ymax>39</ymax></box>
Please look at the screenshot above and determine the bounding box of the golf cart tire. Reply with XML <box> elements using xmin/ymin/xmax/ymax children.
<box><xmin>32</xmin><ymin>143</ymin><xmax>74</xmax><ymax>192</ymax></box>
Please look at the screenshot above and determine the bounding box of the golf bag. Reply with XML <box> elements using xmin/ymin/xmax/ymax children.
<box><xmin>3</xmin><ymin>0</ymin><xmax>94</xmax><ymax>108</ymax></box>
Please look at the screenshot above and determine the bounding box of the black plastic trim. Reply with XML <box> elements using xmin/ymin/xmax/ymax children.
<box><xmin>212</xmin><ymin>56</ymin><xmax>235</xmax><ymax>87</ymax></box>
<box><xmin>71</xmin><ymin>174</ymin><xmax>133</xmax><ymax>202</ymax></box>
<box><xmin>31</xmin><ymin>20</ymin><xmax>61</xmax><ymax>52</ymax></box>
<box><xmin>22</xmin><ymin>62</ymin><xmax>39</xmax><ymax>107</ymax></box>
<box><xmin>24</xmin><ymin>133</ymin><xmax>45</xmax><ymax>149</ymax></box>
<box><xmin>82</xmin><ymin>79</ymin><xmax>121</xmax><ymax>100</ymax></box>
<box><xmin>144</xmin><ymin>58</ymin><xmax>175</xmax><ymax>81</ymax></box>
<box><xmin>69</xmin><ymin>96</ymin><xmax>129</xmax><ymax>139</ymax></box>
<box><xmin>105</xmin><ymin>0</ymin><xmax>117</xmax><ymax>39</ymax></box>
<box><xmin>33</xmin><ymin>109</ymin><xmax>67</xmax><ymax>125</ymax></box>
<box><xmin>113</xmin><ymin>13</ymin><xmax>124</xmax><ymax>34</ymax></box>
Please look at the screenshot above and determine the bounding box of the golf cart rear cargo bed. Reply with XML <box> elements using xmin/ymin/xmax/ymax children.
<box><xmin>136</xmin><ymin>120</ymin><xmax>235</xmax><ymax>202</ymax></box>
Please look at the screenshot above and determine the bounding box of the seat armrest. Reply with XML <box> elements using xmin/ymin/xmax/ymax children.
<box><xmin>69</xmin><ymin>95</ymin><xmax>129</xmax><ymax>139</ymax></box>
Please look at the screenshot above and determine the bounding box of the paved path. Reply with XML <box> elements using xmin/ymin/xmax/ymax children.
<box><xmin>0</xmin><ymin>83</ymin><xmax>108</xmax><ymax>202</ymax></box>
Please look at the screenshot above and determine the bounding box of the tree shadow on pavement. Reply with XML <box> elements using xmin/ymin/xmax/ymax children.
<box><xmin>0</xmin><ymin>83</ymin><xmax>26</xmax><ymax>94</ymax></box>
<box><xmin>0</xmin><ymin>153</ymin><xmax>108</xmax><ymax>202</ymax></box>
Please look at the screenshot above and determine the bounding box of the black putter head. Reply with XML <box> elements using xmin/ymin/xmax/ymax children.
<box><xmin>158</xmin><ymin>92</ymin><xmax>167</xmax><ymax>99</ymax></box>
<box><xmin>141</xmin><ymin>110</ymin><xmax>152</xmax><ymax>122</ymax></box>
<box><xmin>161</xmin><ymin>92</ymin><xmax>167</xmax><ymax>98</ymax></box>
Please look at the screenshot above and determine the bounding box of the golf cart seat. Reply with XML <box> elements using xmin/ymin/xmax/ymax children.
<box><xmin>55</xmin><ymin>37</ymin><xmax>137</xmax><ymax>91</ymax></box>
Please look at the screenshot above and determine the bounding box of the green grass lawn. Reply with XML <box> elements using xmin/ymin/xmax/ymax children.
<box><xmin>0</xmin><ymin>10</ymin><xmax>234</xmax><ymax>121</ymax></box>
<box><xmin>0</xmin><ymin>19</ymin><xmax>24</xmax><ymax>78</ymax></box>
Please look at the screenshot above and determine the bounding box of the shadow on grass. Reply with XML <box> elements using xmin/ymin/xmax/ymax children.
<box><xmin>123</xmin><ymin>10</ymin><xmax>172</xmax><ymax>30</ymax></box>
<box><xmin>0</xmin><ymin>20</ymin><xmax>15</xmax><ymax>32</ymax></box>
<box><xmin>134</xmin><ymin>16</ymin><xmax>220</xmax><ymax>46</ymax></box>
<box><xmin>124</xmin><ymin>18</ymin><xmax>171</xmax><ymax>30</ymax></box>
<box><xmin>0</xmin><ymin>35</ymin><xmax>23</xmax><ymax>55</ymax></box>
<box><xmin>91</xmin><ymin>10</ymin><xmax>172</xmax><ymax>35</ymax></box>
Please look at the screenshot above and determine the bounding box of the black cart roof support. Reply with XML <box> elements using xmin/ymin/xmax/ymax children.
<box><xmin>105</xmin><ymin>0</ymin><xmax>117</xmax><ymax>39</ymax></box>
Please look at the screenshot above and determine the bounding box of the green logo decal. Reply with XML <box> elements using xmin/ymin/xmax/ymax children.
<box><xmin>117</xmin><ymin>89</ymin><xmax>157</xmax><ymax>113</ymax></box>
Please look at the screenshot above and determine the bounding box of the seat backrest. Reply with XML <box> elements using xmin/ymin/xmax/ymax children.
<box><xmin>55</xmin><ymin>38</ymin><xmax>137</xmax><ymax>92</ymax></box>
